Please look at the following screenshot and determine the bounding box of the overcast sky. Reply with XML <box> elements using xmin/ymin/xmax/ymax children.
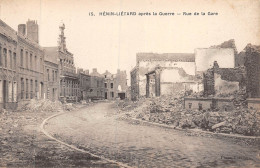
<box><xmin>0</xmin><ymin>0</ymin><xmax>259</xmax><ymax>78</ymax></box>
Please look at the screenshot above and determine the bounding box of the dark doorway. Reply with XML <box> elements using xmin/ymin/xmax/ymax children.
<box><xmin>118</xmin><ymin>93</ymin><xmax>125</xmax><ymax>100</ymax></box>
<box><xmin>198</xmin><ymin>103</ymin><xmax>202</xmax><ymax>111</ymax></box>
<box><xmin>53</xmin><ymin>88</ymin><xmax>55</xmax><ymax>101</ymax></box>
<box><xmin>40</xmin><ymin>82</ymin><xmax>43</xmax><ymax>98</ymax></box>
<box><xmin>105</xmin><ymin>92</ymin><xmax>107</xmax><ymax>99</ymax></box>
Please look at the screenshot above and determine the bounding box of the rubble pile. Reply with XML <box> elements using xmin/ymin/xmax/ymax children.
<box><xmin>17</xmin><ymin>99</ymin><xmax>81</xmax><ymax>113</ymax></box>
<box><xmin>148</xmin><ymin>105</ymin><xmax>259</xmax><ymax>136</ymax></box>
<box><xmin>221</xmin><ymin>108</ymin><xmax>259</xmax><ymax>136</ymax></box>
<box><xmin>117</xmin><ymin>97</ymin><xmax>147</xmax><ymax>112</ymax></box>
<box><xmin>133</xmin><ymin>93</ymin><xmax>186</xmax><ymax>124</ymax></box>
<box><xmin>18</xmin><ymin>99</ymin><xmax>63</xmax><ymax>113</ymax></box>
<box><xmin>232</xmin><ymin>89</ymin><xmax>247</xmax><ymax>108</ymax></box>
<box><xmin>62</xmin><ymin>103</ymin><xmax>77</xmax><ymax>111</ymax></box>
<box><xmin>120</xmin><ymin>90</ymin><xmax>260</xmax><ymax>136</ymax></box>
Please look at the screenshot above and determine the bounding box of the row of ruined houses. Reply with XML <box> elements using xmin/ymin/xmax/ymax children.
<box><xmin>0</xmin><ymin>19</ymin><xmax>128</xmax><ymax>111</ymax></box>
<box><xmin>130</xmin><ymin>39</ymin><xmax>260</xmax><ymax>110</ymax></box>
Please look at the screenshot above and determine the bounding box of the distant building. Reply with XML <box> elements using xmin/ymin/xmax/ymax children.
<box><xmin>88</xmin><ymin>68</ymin><xmax>105</xmax><ymax>100</ymax></box>
<box><xmin>43</xmin><ymin>47</ymin><xmax>60</xmax><ymax>101</ymax></box>
<box><xmin>130</xmin><ymin>53</ymin><xmax>195</xmax><ymax>101</ymax></box>
<box><xmin>77</xmin><ymin>68</ymin><xmax>91</xmax><ymax>101</ymax></box>
<box><xmin>103</xmin><ymin>69</ymin><xmax>128</xmax><ymax>100</ymax></box>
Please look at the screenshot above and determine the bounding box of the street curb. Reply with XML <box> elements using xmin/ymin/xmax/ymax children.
<box><xmin>122</xmin><ymin>117</ymin><xmax>260</xmax><ymax>142</ymax></box>
<box><xmin>40</xmin><ymin>107</ymin><xmax>134</xmax><ymax>168</ymax></box>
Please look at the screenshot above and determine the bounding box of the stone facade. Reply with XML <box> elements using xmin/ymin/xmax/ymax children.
<box><xmin>0</xmin><ymin>19</ymin><xmax>45</xmax><ymax>110</ymax></box>
<box><xmin>184</xmin><ymin>98</ymin><xmax>212</xmax><ymax>111</ymax></box>
<box><xmin>43</xmin><ymin>47</ymin><xmax>59</xmax><ymax>101</ymax></box>
<box><xmin>0</xmin><ymin>20</ymin><xmax>19</xmax><ymax>110</ymax></box>
<box><xmin>184</xmin><ymin>97</ymin><xmax>234</xmax><ymax>111</ymax></box>
<box><xmin>103</xmin><ymin>69</ymin><xmax>128</xmax><ymax>100</ymax></box>
<box><xmin>17</xmin><ymin>21</ymin><xmax>45</xmax><ymax>107</ymax></box>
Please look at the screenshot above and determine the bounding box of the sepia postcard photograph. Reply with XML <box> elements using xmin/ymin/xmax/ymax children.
<box><xmin>0</xmin><ymin>0</ymin><xmax>259</xmax><ymax>167</ymax></box>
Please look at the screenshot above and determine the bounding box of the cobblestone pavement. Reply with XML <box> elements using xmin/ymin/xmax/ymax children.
<box><xmin>45</xmin><ymin>102</ymin><xmax>260</xmax><ymax>168</ymax></box>
<box><xmin>0</xmin><ymin>106</ymin><xmax>119</xmax><ymax>168</ymax></box>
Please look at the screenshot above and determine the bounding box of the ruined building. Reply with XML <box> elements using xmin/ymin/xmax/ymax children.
<box><xmin>184</xmin><ymin>61</ymin><xmax>246</xmax><ymax>112</ymax></box>
<box><xmin>103</xmin><ymin>69</ymin><xmax>128</xmax><ymax>100</ymax></box>
<box><xmin>145</xmin><ymin>66</ymin><xmax>200</xmax><ymax>98</ymax></box>
<box><xmin>195</xmin><ymin>48</ymin><xmax>235</xmax><ymax>73</ymax></box>
<box><xmin>130</xmin><ymin>53</ymin><xmax>195</xmax><ymax>100</ymax></box>
<box><xmin>209</xmin><ymin>39</ymin><xmax>242</xmax><ymax>66</ymax></box>
<box><xmin>203</xmin><ymin>61</ymin><xmax>246</xmax><ymax>97</ymax></box>
<box><xmin>131</xmin><ymin>40</ymin><xmax>239</xmax><ymax>101</ymax></box>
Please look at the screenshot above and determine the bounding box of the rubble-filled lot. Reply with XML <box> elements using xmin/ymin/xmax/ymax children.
<box><xmin>0</xmin><ymin>99</ymin><xmax>118</xmax><ymax>167</ymax></box>
<box><xmin>117</xmin><ymin>92</ymin><xmax>260</xmax><ymax>137</ymax></box>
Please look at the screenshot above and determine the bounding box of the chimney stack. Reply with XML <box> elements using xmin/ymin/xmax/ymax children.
<box><xmin>26</xmin><ymin>19</ymin><xmax>39</xmax><ymax>43</ymax></box>
<box><xmin>77</xmin><ymin>68</ymin><xmax>83</xmax><ymax>74</ymax></box>
<box><xmin>93</xmin><ymin>68</ymin><xmax>97</xmax><ymax>73</ymax></box>
<box><xmin>85</xmin><ymin>70</ymin><xmax>89</xmax><ymax>75</ymax></box>
<box><xmin>18</xmin><ymin>24</ymin><xmax>26</xmax><ymax>36</ymax></box>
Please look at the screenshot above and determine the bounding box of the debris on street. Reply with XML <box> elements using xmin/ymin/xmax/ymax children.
<box><xmin>117</xmin><ymin>91</ymin><xmax>260</xmax><ymax>136</ymax></box>
<box><xmin>0</xmin><ymin>101</ymin><xmax>117</xmax><ymax>167</ymax></box>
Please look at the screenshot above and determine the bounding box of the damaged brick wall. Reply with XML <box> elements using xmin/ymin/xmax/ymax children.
<box><xmin>245</xmin><ymin>44</ymin><xmax>260</xmax><ymax>98</ymax></box>
<box><xmin>214</xmin><ymin>73</ymin><xmax>239</xmax><ymax>95</ymax></box>
<box><xmin>203</xmin><ymin>61</ymin><xmax>246</xmax><ymax>96</ymax></box>
<box><xmin>203</xmin><ymin>69</ymin><xmax>215</xmax><ymax>96</ymax></box>
<box><xmin>209</xmin><ymin>39</ymin><xmax>244</xmax><ymax>67</ymax></box>
<box><xmin>130</xmin><ymin>67</ymin><xmax>139</xmax><ymax>101</ymax></box>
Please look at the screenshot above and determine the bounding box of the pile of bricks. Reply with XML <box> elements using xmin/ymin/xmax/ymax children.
<box><xmin>123</xmin><ymin>91</ymin><xmax>260</xmax><ymax>136</ymax></box>
<box><xmin>17</xmin><ymin>99</ymin><xmax>63</xmax><ymax>113</ymax></box>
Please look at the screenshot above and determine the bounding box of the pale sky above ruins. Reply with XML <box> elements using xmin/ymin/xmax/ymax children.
<box><xmin>0</xmin><ymin>0</ymin><xmax>259</xmax><ymax>77</ymax></box>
